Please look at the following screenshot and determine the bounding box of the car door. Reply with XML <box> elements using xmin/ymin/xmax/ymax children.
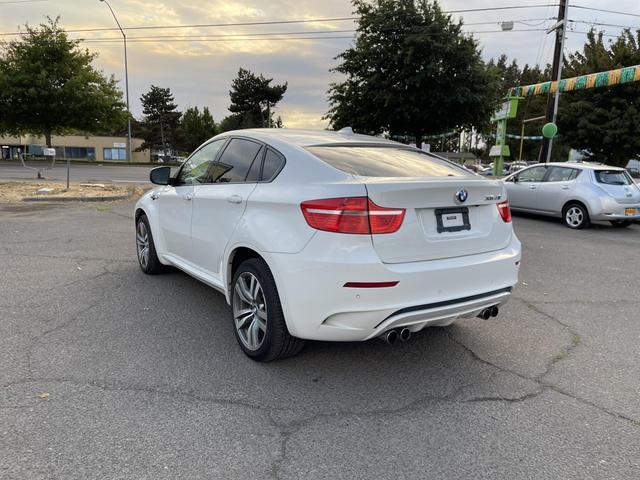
<box><xmin>156</xmin><ymin>139</ymin><xmax>226</xmax><ymax>263</ymax></box>
<box><xmin>190</xmin><ymin>138</ymin><xmax>265</xmax><ymax>278</ymax></box>
<box><xmin>505</xmin><ymin>165</ymin><xmax>548</xmax><ymax>210</ymax></box>
<box><xmin>537</xmin><ymin>166</ymin><xmax>580</xmax><ymax>214</ymax></box>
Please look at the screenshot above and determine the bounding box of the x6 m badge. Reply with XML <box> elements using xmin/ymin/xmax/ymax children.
<box><xmin>455</xmin><ymin>189</ymin><xmax>469</xmax><ymax>204</ymax></box>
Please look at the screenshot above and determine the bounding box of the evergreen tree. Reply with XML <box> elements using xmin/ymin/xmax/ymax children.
<box><xmin>139</xmin><ymin>85</ymin><xmax>181</xmax><ymax>159</ymax></box>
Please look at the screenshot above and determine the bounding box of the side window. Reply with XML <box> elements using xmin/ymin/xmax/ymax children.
<box><xmin>213</xmin><ymin>138</ymin><xmax>262</xmax><ymax>183</ymax></box>
<box><xmin>178</xmin><ymin>139</ymin><xmax>225</xmax><ymax>185</ymax></box>
<box><xmin>517</xmin><ymin>166</ymin><xmax>547</xmax><ymax>183</ymax></box>
<box><xmin>546</xmin><ymin>167</ymin><xmax>578</xmax><ymax>182</ymax></box>
<box><xmin>262</xmin><ymin>149</ymin><xmax>286</xmax><ymax>181</ymax></box>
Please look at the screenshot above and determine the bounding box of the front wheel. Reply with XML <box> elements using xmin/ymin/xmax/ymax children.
<box><xmin>135</xmin><ymin>214</ymin><xmax>164</xmax><ymax>274</ymax></box>
<box><xmin>610</xmin><ymin>220</ymin><xmax>632</xmax><ymax>228</ymax></box>
<box><xmin>231</xmin><ymin>258</ymin><xmax>304</xmax><ymax>361</ymax></box>
<box><xmin>563</xmin><ymin>203</ymin><xmax>590</xmax><ymax>229</ymax></box>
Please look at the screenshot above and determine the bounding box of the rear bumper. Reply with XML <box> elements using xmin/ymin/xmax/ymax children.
<box><xmin>264</xmin><ymin>232</ymin><xmax>521</xmax><ymax>342</ymax></box>
<box><xmin>591</xmin><ymin>204</ymin><xmax>640</xmax><ymax>221</ymax></box>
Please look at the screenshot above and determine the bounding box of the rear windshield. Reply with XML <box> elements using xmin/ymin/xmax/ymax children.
<box><xmin>305</xmin><ymin>146</ymin><xmax>469</xmax><ymax>178</ymax></box>
<box><xmin>594</xmin><ymin>170</ymin><xmax>632</xmax><ymax>185</ymax></box>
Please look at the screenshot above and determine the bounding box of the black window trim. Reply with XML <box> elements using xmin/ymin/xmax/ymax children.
<box><xmin>175</xmin><ymin>135</ymin><xmax>287</xmax><ymax>186</ymax></box>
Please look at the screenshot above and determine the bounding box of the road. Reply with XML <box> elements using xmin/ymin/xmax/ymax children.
<box><xmin>0</xmin><ymin>160</ymin><xmax>156</xmax><ymax>183</ymax></box>
<box><xmin>1</xmin><ymin>200</ymin><xmax>639</xmax><ymax>479</ymax></box>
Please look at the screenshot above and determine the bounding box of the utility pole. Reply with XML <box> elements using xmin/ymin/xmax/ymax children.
<box><xmin>539</xmin><ymin>0</ymin><xmax>569</xmax><ymax>163</ymax></box>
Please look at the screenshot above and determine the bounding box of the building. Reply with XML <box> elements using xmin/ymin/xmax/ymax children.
<box><xmin>0</xmin><ymin>133</ymin><xmax>150</xmax><ymax>163</ymax></box>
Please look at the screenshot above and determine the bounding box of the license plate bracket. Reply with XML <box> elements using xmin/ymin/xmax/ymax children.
<box><xmin>435</xmin><ymin>207</ymin><xmax>471</xmax><ymax>233</ymax></box>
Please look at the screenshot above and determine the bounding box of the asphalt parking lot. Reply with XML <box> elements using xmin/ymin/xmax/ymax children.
<box><xmin>1</xmin><ymin>200</ymin><xmax>639</xmax><ymax>479</ymax></box>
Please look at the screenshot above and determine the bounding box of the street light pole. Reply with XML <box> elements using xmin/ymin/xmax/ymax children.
<box><xmin>99</xmin><ymin>0</ymin><xmax>132</xmax><ymax>163</ymax></box>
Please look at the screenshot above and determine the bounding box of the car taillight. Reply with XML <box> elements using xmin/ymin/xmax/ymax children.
<box><xmin>497</xmin><ymin>201</ymin><xmax>511</xmax><ymax>223</ymax></box>
<box><xmin>300</xmin><ymin>197</ymin><xmax>405</xmax><ymax>234</ymax></box>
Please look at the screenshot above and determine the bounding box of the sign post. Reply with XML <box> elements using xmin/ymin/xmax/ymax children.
<box><xmin>490</xmin><ymin>97</ymin><xmax>520</xmax><ymax>176</ymax></box>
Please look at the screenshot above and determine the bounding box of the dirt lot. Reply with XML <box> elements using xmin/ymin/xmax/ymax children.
<box><xmin>0</xmin><ymin>181</ymin><xmax>140</xmax><ymax>202</ymax></box>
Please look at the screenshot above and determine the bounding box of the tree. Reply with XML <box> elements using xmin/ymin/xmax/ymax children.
<box><xmin>326</xmin><ymin>0</ymin><xmax>498</xmax><ymax>148</ymax></box>
<box><xmin>556</xmin><ymin>29</ymin><xmax>640</xmax><ymax>166</ymax></box>
<box><xmin>139</xmin><ymin>85</ymin><xmax>181</xmax><ymax>159</ymax></box>
<box><xmin>178</xmin><ymin>106</ymin><xmax>217</xmax><ymax>152</ymax></box>
<box><xmin>227</xmin><ymin>68</ymin><xmax>287</xmax><ymax>128</ymax></box>
<box><xmin>0</xmin><ymin>17</ymin><xmax>127</xmax><ymax>147</ymax></box>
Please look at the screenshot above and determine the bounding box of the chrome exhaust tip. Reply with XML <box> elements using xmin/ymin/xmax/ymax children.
<box><xmin>399</xmin><ymin>328</ymin><xmax>411</xmax><ymax>342</ymax></box>
<box><xmin>381</xmin><ymin>330</ymin><xmax>398</xmax><ymax>345</ymax></box>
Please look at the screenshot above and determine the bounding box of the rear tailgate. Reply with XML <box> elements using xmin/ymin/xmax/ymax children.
<box><xmin>365</xmin><ymin>177</ymin><xmax>512</xmax><ymax>263</ymax></box>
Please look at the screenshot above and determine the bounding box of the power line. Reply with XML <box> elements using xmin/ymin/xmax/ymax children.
<box><xmin>0</xmin><ymin>4</ymin><xmax>558</xmax><ymax>36</ymax></box>
<box><xmin>568</xmin><ymin>19</ymin><xmax>640</xmax><ymax>31</ymax></box>
<box><xmin>78</xmin><ymin>29</ymin><xmax>548</xmax><ymax>44</ymax></box>
<box><xmin>0</xmin><ymin>0</ymin><xmax>47</xmax><ymax>4</ymax></box>
<box><xmin>76</xmin><ymin>21</ymin><xmax>552</xmax><ymax>42</ymax></box>
<box><xmin>570</xmin><ymin>4</ymin><xmax>640</xmax><ymax>19</ymax></box>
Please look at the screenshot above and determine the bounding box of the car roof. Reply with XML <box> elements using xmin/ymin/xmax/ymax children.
<box><xmin>541</xmin><ymin>162</ymin><xmax>625</xmax><ymax>171</ymax></box>
<box><xmin>217</xmin><ymin>128</ymin><xmax>402</xmax><ymax>148</ymax></box>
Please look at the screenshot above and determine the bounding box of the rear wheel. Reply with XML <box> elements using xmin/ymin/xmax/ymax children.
<box><xmin>135</xmin><ymin>214</ymin><xmax>164</xmax><ymax>274</ymax></box>
<box><xmin>231</xmin><ymin>258</ymin><xmax>304</xmax><ymax>361</ymax></box>
<box><xmin>563</xmin><ymin>203</ymin><xmax>590</xmax><ymax>229</ymax></box>
<box><xmin>610</xmin><ymin>220</ymin><xmax>632</xmax><ymax>228</ymax></box>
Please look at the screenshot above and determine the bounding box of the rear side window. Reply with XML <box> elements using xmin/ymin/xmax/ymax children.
<box><xmin>213</xmin><ymin>138</ymin><xmax>262</xmax><ymax>183</ymax></box>
<box><xmin>546</xmin><ymin>167</ymin><xmax>580</xmax><ymax>182</ymax></box>
<box><xmin>594</xmin><ymin>170</ymin><xmax>632</xmax><ymax>185</ymax></box>
<box><xmin>262</xmin><ymin>149</ymin><xmax>286</xmax><ymax>181</ymax></box>
<box><xmin>305</xmin><ymin>146</ymin><xmax>468</xmax><ymax>177</ymax></box>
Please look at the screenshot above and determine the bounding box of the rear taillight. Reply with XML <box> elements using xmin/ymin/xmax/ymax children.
<box><xmin>497</xmin><ymin>201</ymin><xmax>511</xmax><ymax>223</ymax></box>
<box><xmin>300</xmin><ymin>197</ymin><xmax>405</xmax><ymax>234</ymax></box>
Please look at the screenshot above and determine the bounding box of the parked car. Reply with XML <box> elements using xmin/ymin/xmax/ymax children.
<box><xmin>135</xmin><ymin>129</ymin><xmax>521</xmax><ymax>361</ymax></box>
<box><xmin>503</xmin><ymin>162</ymin><xmax>640</xmax><ymax>229</ymax></box>
<box><xmin>508</xmin><ymin>161</ymin><xmax>529</xmax><ymax>174</ymax></box>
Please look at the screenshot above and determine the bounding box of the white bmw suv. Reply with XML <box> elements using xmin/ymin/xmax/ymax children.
<box><xmin>135</xmin><ymin>129</ymin><xmax>521</xmax><ymax>361</ymax></box>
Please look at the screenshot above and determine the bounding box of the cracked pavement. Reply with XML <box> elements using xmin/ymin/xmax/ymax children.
<box><xmin>1</xmin><ymin>201</ymin><xmax>639</xmax><ymax>479</ymax></box>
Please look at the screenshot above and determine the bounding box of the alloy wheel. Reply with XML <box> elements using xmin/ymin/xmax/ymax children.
<box><xmin>136</xmin><ymin>221</ymin><xmax>150</xmax><ymax>269</ymax></box>
<box><xmin>565</xmin><ymin>206</ymin><xmax>584</xmax><ymax>228</ymax></box>
<box><xmin>233</xmin><ymin>272</ymin><xmax>268</xmax><ymax>351</ymax></box>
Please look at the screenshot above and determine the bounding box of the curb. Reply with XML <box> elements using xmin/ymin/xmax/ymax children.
<box><xmin>21</xmin><ymin>187</ymin><xmax>137</xmax><ymax>203</ymax></box>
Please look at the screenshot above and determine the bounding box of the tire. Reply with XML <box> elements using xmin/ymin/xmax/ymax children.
<box><xmin>231</xmin><ymin>258</ymin><xmax>304</xmax><ymax>361</ymax></box>
<box><xmin>135</xmin><ymin>214</ymin><xmax>164</xmax><ymax>274</ymax></box>
<box><xmin>610</xmin><ymin>220</ymin><xmax>632</xmax><ymax>228</ymax></box>
<box><xmin>562</xmin><ymin>203</ymin><xmax>590</xmax><ymax>229</ymax></box>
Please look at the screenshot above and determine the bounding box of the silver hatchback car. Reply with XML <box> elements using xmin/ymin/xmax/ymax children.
<box><xmin>504</xmin><ymin>162</ymin><xmax>640</xmax><ymax>229</ymax></box>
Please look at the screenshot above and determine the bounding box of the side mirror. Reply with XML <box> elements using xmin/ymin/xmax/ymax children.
<box><xmin>512</xmin><ymin>176</ymin><xmax>519</xmax><ymax>183</ymax></box>
<box><xmin>150</xmin><ymin>166</ymin><xmax>172</xmax><ymax>185</ymax></box>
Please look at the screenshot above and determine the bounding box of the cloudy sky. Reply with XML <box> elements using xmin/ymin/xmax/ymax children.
<box><xmin>1</xmin><ymin>0</ymin><xmax>639</xmax><ymax>128</ymax></box>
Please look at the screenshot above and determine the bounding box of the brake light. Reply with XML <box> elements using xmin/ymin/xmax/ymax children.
<box><xmin>497</xmin><ymin>201</ymin><xmax>511</xmax><ymax>223</ymax></box>
<box><xmin>300</xmin><ymin>197</ymin><xmax>405</xmax><ymax>234</ymax></box>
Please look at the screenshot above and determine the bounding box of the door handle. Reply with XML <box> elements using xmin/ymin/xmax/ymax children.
<box><xmin>182</xmin><ymin>193</ymin><xmax>193</xmax><ymax>201</ymax></box>
<box><xmin>561</xmin><ymin>185</ymin><xmax>570</xmax><ymax>190</ymax></box>
<box><xmin>227</xmin><ymin>194</ymin><xmax>243</xmax><ymax>204</ymax></box>
<box><xmin>529</xmin><ymin>185</ymin><xmax>537</xmax><ymax>190</ymax></box>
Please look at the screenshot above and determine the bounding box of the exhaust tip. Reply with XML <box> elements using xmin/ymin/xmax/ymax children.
<box><xmin>382</xmin><ymin>330</ymin><xmax>398</xmax><ymax>345</ymax></box>
<box><xmin>478</xmin><ymin>308</ymin><xmax>491</xmax><ymax>320</ymax></box>
<box><xmin>399</xmin><ymin>328</ymin><xmax>411</xmax><ymax>342</ymax></box>
<box><xmin>490</xmin><ymin>306</ymin><xmax>499</xmax><ymax>318</ymax></box>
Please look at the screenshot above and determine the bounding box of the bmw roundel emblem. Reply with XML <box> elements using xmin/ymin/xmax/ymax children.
<box><xmin>455</xmin><ymin>189</ymin><xmax>469</xmax><ymax>204</ymax></box>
